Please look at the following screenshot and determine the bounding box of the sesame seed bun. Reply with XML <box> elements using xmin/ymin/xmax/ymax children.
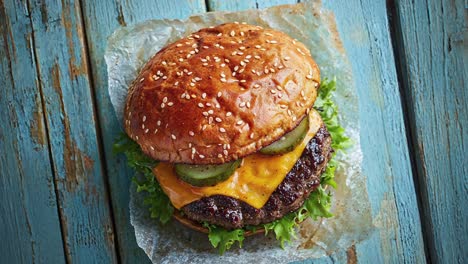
<box><xmin>124</xmin><ymin>23</ymin><xmax>320</xmax><ymax>164</ymax></box>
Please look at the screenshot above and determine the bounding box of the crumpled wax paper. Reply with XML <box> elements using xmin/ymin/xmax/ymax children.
<box><xmin>105</xmin><ymin>1</ymin><xmax>374</xmax><ymax>263</ymax></box>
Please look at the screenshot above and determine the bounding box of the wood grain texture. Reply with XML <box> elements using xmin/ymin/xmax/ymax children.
<box><xmin>393</xmin><ymin>0</ymin><xmax>467</xmax><ymax>262</ymax></box>
<box><xmin>207</xmin><ymin>0</ymin><xmax>297</xmax><ymax>11</ymax></box>
<box><xmin>27</xmin><ymin>0</ymin><xmax>118</xmax><ymax>262</ymax></box>
<box><xmin>80</xmin><ymin>0</ymin><xmax>206</xmax><ymax>263</ymax></box>
<box><xmin>321</xmin><ymin>0</ymin><xmax>427</xmax><ymax>262</ymax></box>
<box><xmin>0</xmin><ymin>0</ymin><xmax>66</xmax><ymax>263</ymax></box>
<box><xmin>208</xmin><ymin>0</ymin><xmax>426</xmax><ymax>263</ymax></box>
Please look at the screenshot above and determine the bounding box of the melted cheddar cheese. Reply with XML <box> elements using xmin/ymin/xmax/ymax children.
<box><xmin>154</xmin><ymin>110</ymin><xmax>322</xmax><ymax>209</ymax></box>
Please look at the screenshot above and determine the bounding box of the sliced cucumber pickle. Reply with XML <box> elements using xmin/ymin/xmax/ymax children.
<box><xmin>174</xmin><ymin>159</ymin><xmax>242</xmax><ymax>187</ymax></box>
<box><xmin>260</xmin><ymin>116</ymin><xmax>309</xmax><ymax>155</ymax></box>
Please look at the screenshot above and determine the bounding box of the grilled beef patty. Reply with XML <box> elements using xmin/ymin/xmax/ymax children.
<box><xmin>181</xmin><ymin>125</ymin><xmax>333</xmax><ymax>229</ymax></box>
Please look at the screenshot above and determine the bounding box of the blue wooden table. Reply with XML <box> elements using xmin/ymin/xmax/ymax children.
<box><xmin>1</xmin><ymin>0</ymin><xmax>466</xmax><ymax>263</ymax></box>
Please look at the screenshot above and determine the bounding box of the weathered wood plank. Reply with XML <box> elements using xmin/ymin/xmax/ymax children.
<box><xmin>393</xmin><ymin>0</ymin><xmax>467</xmax><ymax>262</ymax></box>
<box><xmin>0</xmin><ymin>0</ymin><xmax>66</xmax><ymax>263</ymax></box>
<box><xmin>322</xmin><ymin>0</ymin><xmax>427</xmax><ymax>262</ymax></box>
<box><xmin>27</xmin><ymin>0</ymin><xmax>118</xmax><ymax>262</ymax></box>
<box><xmin>207</xmin><ymin>0</ymin><xmax>426</xmax><ymax>263</ymax></box>
<box><xmin>80</xmin><ymin>1</ymin><xmax>206</xmax><ymax>263</ymax></box>
<box><xmin>207</xmin><ymin>0</ymin><xmax>297</xmax><ymax>11</ymax></box>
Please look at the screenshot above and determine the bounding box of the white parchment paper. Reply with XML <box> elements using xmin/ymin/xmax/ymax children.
<box><xmin>105</xmin><ymin>1</ymin><xmax>373</xmax><ymax>263</ymax></box>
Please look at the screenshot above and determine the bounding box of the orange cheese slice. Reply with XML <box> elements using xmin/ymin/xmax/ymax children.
<box><xmin>154</xmin><ymin>110</ymin><xmax>322</xmax><ymax>209</ymax></box>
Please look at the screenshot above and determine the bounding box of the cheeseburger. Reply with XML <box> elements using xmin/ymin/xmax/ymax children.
<box><xmin>118</xmin><ymin>23</ymin><xmax>344</xmax><ymax>252</ymax></box>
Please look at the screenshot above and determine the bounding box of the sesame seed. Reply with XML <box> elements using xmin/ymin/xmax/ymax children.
<box><xmin>174</xmin><ymin>81</ymin><xmax>179</xmax><ymax>86</ymax></box>
<box><xmin>163</xmin><ymin>97</ymin><xmax>168</xmax><ymax>103</ymax></box>
<box><xmin>270</xmin><ymin>89</ymin><xmax>277</xmax><ymax>94</ymax></box>
<box><xmin>297</xmin><ymin>48</ymin><xmax>303</xmax><ymax>53</ymax></box>
<box><xmin>216</xmin><ymin>104</ymin><xmax>220</xmax><ymax>109</ymax></box>
<box><xmin>161</xmin><ymin>103</ymin><xmax>165</xmax><ymax>108</ymax></box>
<box><xmin>154</xmin><ymin>129</ymin><xmax>158</xmax><ymax>134</ymax></box>
<box><xmin>189</xmin><ymin>131</ymin><xmax>195</xmax><ymax>136</ymax></box>
<box><xmin>202</xmin><ymin>112</ymin><xmax>209</xmax><ymax>117</ymax></box>
<box><xmin>208</xmin><ymin>109</ymin><xmax>214</xmax><ymax>114</ymax></box>
<box><xmin>292</xmin><ymin>116</ymin><xmax>297</xmax><ymax>121</ymax></box>
<box><xmin>280</xmin><ymin>104</ymin><xmax>288</xmax><ymax>109</ymax></box>
<box><xmin>215</xmin><ymin>117</ymin><xmax>222</xmax><ymax>122</ymax></box>
<box><xmin>264</xmin><ymin>69</ymin><xmax>269</xmax><ymax>74</ymax></box>
<box><xmin>190</xmin><ymin>83</ymin><xmax>195</xmax><ymax>87</ymax></box>
<box><xmin>220</xmin><ymin>78</ymin><xmax>227</xmax><ymax>83</ymax></box>
<box><xmin>187</xmin><ymin>72</ymin><xmax>193</xmax><ymax>76</ymax></box>
<box><xmin>239</xmin><ymin>46</ymin><xmax>246</xmax><ymax>50</ymax></box>
<box><xmin>226</xmin><ymin>112</ymin><xmax>232</xmax><ymax>117</ymax></box>
<box><xmin>145</xmin><ymin>129</ymin><xmax>149</xmax><ymax>134</ymax></box>
<box><xmin>162</xmin><ymin>76</ymin><xmax>167</xmax><ymax>80</ymax></box>
<box><xmin>152</xmin><ymin>75</ymin><xmax>158</xmax><ymax>80</ymax></box>
<box><xmin>203</xmin><ymin>46</ymin><xmax>209</xmax><ymax>49</ymax></box>
<box><xmin>191</xmin><ymin>94</ymin><xmax>196</xmax><ymax>98</ymax></box>
<box><xmin>167</xmin><ymin>102</ymin><xmax>174</xmax><ymax>106</ymax></box>
<box><xmin>245</xmin><ymin>55</ymin><xmax>252</xmax><ymax>59</ymax></box>
<box><xmin>270</xmin><ymin>40</ymin><xmax>278</xmax><ymax>44</ymax></box>
<box><xmin>150</xmin><ymin>146</ymin><xmax>155</xmax><ymax>150</ymax></box>
<box><xmin>142</xmin><ymin>116</ymin><xmax>146</xmax><ymax>122</ymax></box>
<box><xmin>217</xmin><ymin>92</ymin><xmax>222</xmax><ymax>97</ymax></box>
<box><xmin>192</xmin><ymin>148</ymin><xmax>196</xmax><ymax>154</ymax></box>
<box><xmin>171</xmin><ymin>134</ymin><xmax>176</xmax><ymax>140</ymax></box>
<box><xmin>265</xmin><ymin>33</ymin><xmax>273</xmax><ymax>36</ymax></box>
<box><xmin>220</xmin><ymin>63</ymin><xmax>226</xmax><ymax>67</ymax></box>
<box><xmin>232</xmin><ymin>51</ymin><xmax>237</xmax><ymax>56</ymax></box>
<box><xmin>255</xmin><ymin>45</ymin><xmax>261</xmax><ymax>49</ymax></box>
<box><xmin>179</xmin><ymin>58</ymin><xmax>184</xmax><ymax>62</ymax></box>
<box><xmin>236</xmin><ymin>120</ymin><xmax>244</xmax><ymax>125</ymax></box>
<box><xmin>276</xmin><ymin>85</ymin><xmax>283</xmax><ymax>91</ymax></box>
<box><xmin>139</xmin><ymin>78</ymin><xmax>144</xmax><ymax>82</ymax></box>
<box><xmin>239</xmin><ymin>102</ymin><xmax>246</xmax><ymax>108</ymax></box>
<box><xmin>157</xmin><ymin>120</ymin><xmax>161</xmax><ymax>126</ymax></box>
<box><xmin>230</xmin><ymin>30</ymin><xmax>235</xmax><ymax>37</ymax></box>
<box><xmin>202</xmin><ymin>124</ymin><xmax>207</xmax><ymax>130</ymax></box>
<box><xmin>284</xmin><ymin>56</ymin><xmax>291</xmax><ymax>61</ymax></box>
<box><xmin>250</xmin><ymin>133</ymin><xmax>254</xmax><ymax>139</ymax></box>
<box><xmin>220</xmin><ymin>73</ymin><xmax>226</xmax><ymax>78</ymax></box>
<box><xmin>202</xmin><ymin>63</ymin><xmax>209</xmax><ymax>66</ymax></box>
<box><xmin>246</xmin><ymin>102</ymin><xmax>251</xmax><ymax>108</ymax></box>
<box><xmin>254</xmin><ymin>84</ymin><xmax>260</xmax><ymax>88</ymax></box>
<box><xmin>301</xmin><ymin>90</ymin><xmax>305</xmax><ymax>96</ymax></box>
<box><xmin>240</xmin><ymin>80</ymin><xmax>246</xmax><ymax>83</ymax></box>
<box><xmin>202</xmin><ymin>93</ymin><xmax>207</xmax><ymax>99</ymax></box>
<box><xmin>217</xmin><ymin>33</ymin><xmax>222</xmax><ymax>37</ymax></box>
<box><xmin>176</xmin><ymin>43</ymin><xmax>183</xmax><ymax>47</ymax></box>
<box><xmin>220</xmin><ymin>128</ymin><xmax>226</xmax><ymax>133</ymax></box>
<box><xmin>306</xmin><ymin>75</ymin><xmax>313</xmax><ymax>80</ymax></box>
<box><xmin>162</xmin><ymin>61</ymin><xmax>167</xmax><ymax>65</ymax></box>
<box><xmin>223</xmin><ymin>150</ymin><xmax>228</xmax><ymax>156</ymax></box>
<box><xmin>141</xmin><ymin>124</ymin><xmax>145</xmax><ymax>129</ymax></box>
<box><xmin>206</xmin><ymin>103</ymin><xmax>212</xmax><ymax>107</ymax></box>
<box><xmin>218</xmin><ymin>154</ymin><xmax>223</xmax><ymax>158</ymax></box>
<box><xmin>135</xmin><ymin>136</ymin><xmax>139</xmax><ymax>140</ymax></box>
<box><xmin>208</xmin><ymin>116</ymin><xmax>213</xmax><ymax>124</ymax></box>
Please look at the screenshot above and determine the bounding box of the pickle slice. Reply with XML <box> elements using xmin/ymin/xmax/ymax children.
<box><xmin>174</xmin><ymin>160</ymin><xmax>242</xmax><ymax>187</ymax></box>
<box><xmin>260</xmin><ymin>117</ymin><xmax>309</xmax><ymax>155</ymax></box>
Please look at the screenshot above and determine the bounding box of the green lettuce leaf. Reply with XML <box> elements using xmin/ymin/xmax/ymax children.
<box><xmin>113</xmin><ymin>134</ymin><xmax>174</xmax><ymax>223</ymax></box>
<box><xmin>203</xmin><ymin>223</ymin><xmax>245</xmax><ymax>255</ymax></box>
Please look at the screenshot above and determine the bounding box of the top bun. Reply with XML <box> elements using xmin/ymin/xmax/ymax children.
<box><xmin>124</xmin><ymin>23</ymin><xmax>320</xmax><ymax>164</ymax></box>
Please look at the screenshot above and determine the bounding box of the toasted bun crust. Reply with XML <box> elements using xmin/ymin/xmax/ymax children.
<box><xmin>124</xmin><ymin>23</ymin><xmax>320</xmax><ymax>164</ymax></box>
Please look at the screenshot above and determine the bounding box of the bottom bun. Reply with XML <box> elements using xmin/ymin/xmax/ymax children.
<box><xmin>173</xmin><ymin>211</ymin><xmax>265</xmax><ymax>236</ymax></box>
